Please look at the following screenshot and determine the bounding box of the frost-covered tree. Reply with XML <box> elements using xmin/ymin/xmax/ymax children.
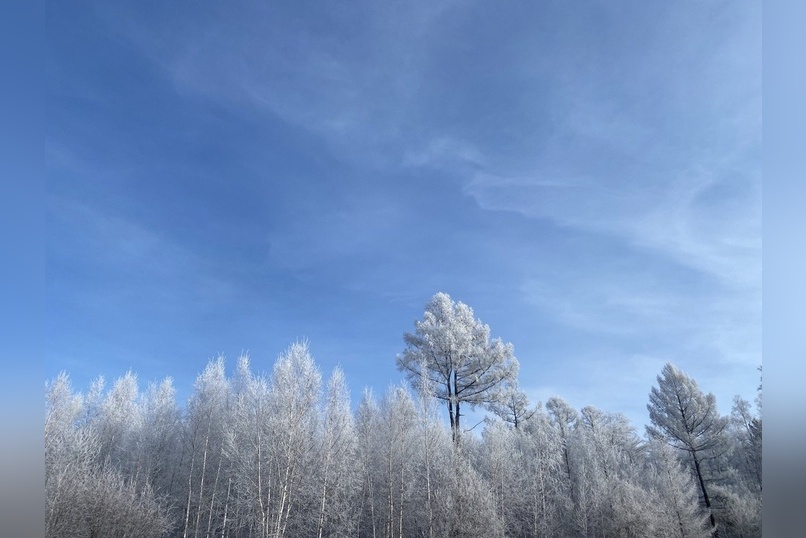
<box><xmin>45</xmin><ymin>373</ymin><xmax>171</xmax><ymax>538</ymax></box>
<box><xmin>379</xmin><ymin>385</ymin><xmax>418</xmax><ymax>538</ymax></box>
<box><xmin>268</xmin><ymin>340</ymin><xmax>322</xmax><ymax>538</ymax></box>
<box><xmin>180</xmin><ymin>356</ymin><xmax>231</xmax><ymax>538</ymax></box>
<box><xmin>225</xmin><ymin>354</ymin><xmax>273</xmax><ymax>537</ymax></box>
<box><xmin>224</xmin><ymin>343</ymin><xmax>324</xmax><ymax>538</ymax></box>
<box><xmin>574</xmin><ymin>406</ymin><xmax>647</xmax><ymax>537</ymax></box>
<box><xmin>317</xmin><ymin>367</ymin><xmax>360</xmax><ymax>538</ymax></box>
<box><xmin>138</xmin><ymin>377</ymin><xmax>182</xmax><ymax>499</ymax></box>
<box><xmin>578</xmin><ymin>407</ymin><xmax>643</xmax><ymax>485</ymax></box>
<box><xmin>355</xmin><ymin>388</ymin><xmax>384</xmax><ymax>538</ymax></box>
<box><xmin>480</xmin><ymin>420</ymin><xmax>521</xmax><ymax>534</ymax></box>
<box><xmin>96</xmin><ymin>370</ymin><xmax>142</xmax><ymax>474</ymax></box>
<box><xmin>47</xmin><ymin>339</ymin><xmax>763</xmax><ymax>538</ymax></box>
<box><xmin>647</xmin><ymin>363</ymin><xmax>728</xmax><ymax>536</ymax></box>
<box><xmin>488</xmin><ymin>385</ymin><xmax>536</xmax><ymax>429</ymax></box>
<box><xmin>397</xmin><ymin>292</ymin><xmax>519</xmax><ymax>441</ymax></box>
<box><xmin>413</xmin><ymin>377</ymin><xmax>454</xmax><ymax>538</ymax></box>
<box><xmin>46</xmin><ymin>373</ymin><xmax>88</xmax><ymax>537</ymax></box>
<box><xmin>446</xmin><ymin>443</ymin><xmax>505</xmax><ymax>538</ymax></box>
<box><xmin>519</xmin><ymin>406</ymin><xmax>566</xmax><ymax>537</ymax></box>
<box><xmin>545</xmin><ymin>397</ymin><xmax>578</xmax><ymax>506</ymax></box>
<box><xmin>646</xmin><ymin>440</ymin><xmax>713</xmax><ymax>538</ymax></box>
<box><xmin>709</xmin><ymin>391</ymin><xmax>762</xmax><ymax>537</ymax></box>
<box><xmin>729</xmin><ymin>395</ymin><xmax>762</xmax><ymax>493</ymax></box>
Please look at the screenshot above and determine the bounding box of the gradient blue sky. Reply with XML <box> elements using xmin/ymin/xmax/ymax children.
<box><xmin>46</xmin><ymin>0</ymin><xmax>761</xmax><ymax>429</ymax></box>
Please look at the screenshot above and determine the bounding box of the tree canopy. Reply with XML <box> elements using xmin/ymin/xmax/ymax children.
<box><xmin>396</xmin><ymin>292</ymin><xmax>519</xmax><ymax>441</ymax></box>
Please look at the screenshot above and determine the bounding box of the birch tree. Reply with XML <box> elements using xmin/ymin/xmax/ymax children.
<box><xmin>575</xmin><ymin>406</ymin><xmax>647</xmax><ymax>537</ymax></box>
<box><xmin>46</xmin><ymin>373</ymin><xmax>171</xmax><ymax>538</ymax></box>
<box><xmin>355</xmin><ymin>389</ymin><xmax>383</xmax><ymax>538</ymax></box>
<box><xmin>520</xmin><ymin>406</ymin><xmax>566</xmax><ymax>538</ymax></box>
<box><xmin>480</xmin><ymin>420</ymin><xmax>521</xmax><ymax>534</ymax></box>
<box><xmin>181</xmin><ymin>357</ymin><xmax>231</xmax><ymax>538</ymax></box>
<box><xmin>545</xmin><ymin>395</ymin><xmax>578</xmax><ymax>530</ymax></box>
<box><xmin>225</xmin><ymin>354</ymin><xmax>272</xmax><ymax>537</ymax></box>
<box><xmin>268</xmin><ymin>340</ymin><xmax>322</xmax><ymax>538</ymax></box>
<box><xmin>138</xmin><ymin>377</ymin><xmax>182</xmax><ymax>499</ymax></box>
<box><xmin>317</xmin><ymin>367</ymin><xmax>360</xmax><ymax>538</ymax></box>
<box><xmin>379</xmin><ymin>386</ymin><xmax>418</xmax><ymax>538</ymax></box>
<box><xmin>96</xmin><ymin>370</ymin><xmax>142</xmax><ymax>475</ymax></box>
<box><xmin>412</xmin><ymin>360</ymin><xmax>452</xmax><ymax>538</ymax></box>
<box><xmin>446</xmin><ymin>448</ymin><xmax>504</xmax><ymax>538</ymax></box>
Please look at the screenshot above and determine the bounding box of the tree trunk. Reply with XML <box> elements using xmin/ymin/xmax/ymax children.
<box><xmin>387</xmin><ymin>449</ymin><xmax>394</xmax><ymax>538</ymax></box>
<box><xmin>367</xmin><ymin>469</ymin><xmax>377</xmax><ymax>538</ymax></box>
<box><xmin>193</xmin><ymin>423</ymin><xmax>212</xmax><ymax>538</ymax></box>
<box><xmin>447</xmin><ymin>399</ymin><xmax>456</xmax><ymax>442</ymax></box>
<box><xmin>452</xmin><ymin>370</ymin><xmax>461</xmax><ymax>442</ymax></box>
<box><xmin>691</xmin><ymin>450</ymin><xmax>718</xmax><ymax>536</ymax></box>
<box><xmin>182</xmin><ymin>429</ymin><xmax>198</xmax><ymax>538</ymax></box>
<box><xmin>317</xmin><ymin>453</ymin><xmax>331</xmax><ymax>538</ymax></box>
<box><xmin>205</xmin><ymin>453</ymin><xmax>223</xmax><ymax>538</ymax></box>
<box><xmin>398</xmin><ymin>461</ymin><xmax>405</xmax><ymax>538</ymax></box>
<box><xmin>424</xmin><ymin>429</ymin><xmax>433</xmax><ymax>538</ymax></box>
<box><xmin>455</xmin><ymin>401</ymin><xmax>461</xmax><ymax>441</ymax></box>
<box><xmin>220</xmin><ymin>476</ymin><xmax>231</xmax><ymax>538</ymax></box>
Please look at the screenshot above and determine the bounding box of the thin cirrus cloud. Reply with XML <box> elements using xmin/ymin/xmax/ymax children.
<box><xmin>102</xmin><ymin>1</ymin><xmax>446</xmax><ymax>169</ymax></box>
<box><xmin>463</xmin><ymin>164</ymin><xmax>760</xmax><ymax>288</ymax></box>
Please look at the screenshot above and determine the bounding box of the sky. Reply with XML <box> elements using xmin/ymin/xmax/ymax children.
<box><xmin>46</xmin><ymin>0</ymin><xmax>761</xmax><ymax>431</ymax></box>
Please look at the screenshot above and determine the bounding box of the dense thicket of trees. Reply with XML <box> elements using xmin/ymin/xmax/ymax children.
<box><xmin>46</xmin><ymin>298</ymin><xmax>761</xmax><ymax>537</ymax></box>
<box><xmin>46</xmin><ymin>353</ymin><xmax>761</xmax><ymax>537</ymax></box>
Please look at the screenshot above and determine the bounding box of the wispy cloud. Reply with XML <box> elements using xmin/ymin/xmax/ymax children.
<box><xmin>47</xmin><ymin>0</ymin><xmax>761</xmax><ymax>427</ymax></box>
<box><xmin>97</xmin><ymin>1</ymin><xmax>460</xmax><ymax>170</ymax></box>
<box><xmin>465</xmin><ymin>163</ymin><xmax>760</xmax><ymax>288</ymax></box>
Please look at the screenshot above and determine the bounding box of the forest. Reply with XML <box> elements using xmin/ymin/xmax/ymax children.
<box><xmin>45</xmin><ymin>294</ymin><xmax>762</xmax><ymax>538</ymax></box>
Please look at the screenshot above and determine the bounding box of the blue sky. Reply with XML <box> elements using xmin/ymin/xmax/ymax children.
<box><xmin>46</xmin><ymin>0</ymin><xmax>761</xmax><ymax>430</ymax></box>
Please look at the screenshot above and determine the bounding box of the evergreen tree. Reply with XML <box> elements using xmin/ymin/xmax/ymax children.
<box><xmin>647</xmin><ymin>363</ymin><xmax>728</xmax><ymax>536</ymax></box>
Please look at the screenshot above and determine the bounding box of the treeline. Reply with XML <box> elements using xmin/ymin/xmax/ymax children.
<box><xmin>46</xmin><ymin>342</ymin><xmax>761</xmax><ymax>538</ymax></box>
